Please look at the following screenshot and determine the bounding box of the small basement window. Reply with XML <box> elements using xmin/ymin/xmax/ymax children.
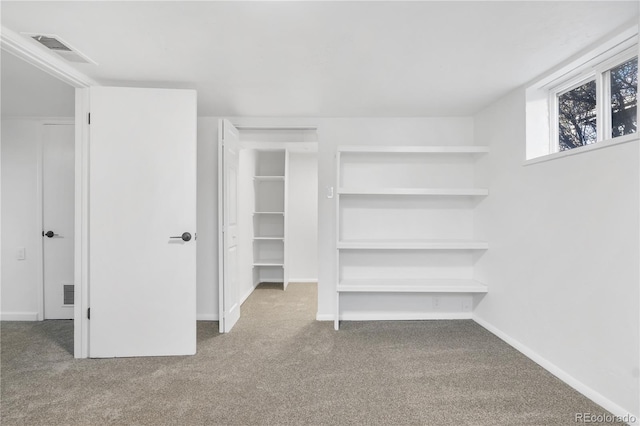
<box><xmin>526</xmin><ymin>27</ymin><xmax>638</xmax><ymax>161</ymax></box>
<box><xmin>558</xmin><ymin>79</ymin><xmax>598</xmax><ymax>151</ymax></box>
<box><xmin>610</xmin><ymin>57</ymin><xmax>638</xmax><ymax>138</ymax></box>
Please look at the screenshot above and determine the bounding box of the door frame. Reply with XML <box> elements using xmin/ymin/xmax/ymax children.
<box><xmin>36</xmin><ymin>119</ymin><xmax>75</xmax><ymax>321</ymax></box>
<box><xmin>219</xmin><ymin>124</ymin><xmax>319</xmax><ymax>326</ymax></box>
<box><xmin>1</xmin><ymin>28</ymin><xmax>96</xmax><ymax>358</ymax></box>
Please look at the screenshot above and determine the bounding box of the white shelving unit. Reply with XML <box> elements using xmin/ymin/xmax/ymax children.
<box><xmin>335</xmin><ymin>145</ymin><xmax>489</xmax><ymax>330</ymax></box>
<box><xmin>253</xmin><ymin>150</ymin><xmax>290</xmax><ymax>289</ymax></box>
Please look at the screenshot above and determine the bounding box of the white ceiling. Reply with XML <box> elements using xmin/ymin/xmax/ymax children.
<box><xmin>1</xmin><ymin>1</ymin><xmax>638</xmax><ymax>117</ymax></box>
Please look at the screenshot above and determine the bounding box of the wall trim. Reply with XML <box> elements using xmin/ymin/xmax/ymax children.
<box><xmin>316</xmin><ymin>313</ymin><xmax>333</xmax><ymax>321</ymax></box>
<box><xmin>1</xmin><ymin>312</ymin><xmax>39</xmax><ymax>321</ymax></box>
<box><xmin>74</xmin><ymin>88</ymin><xmax>90</xmax><ymax>359</ymax></box>
<box><xmin>317</xmin><ymin>312</ymin><xmax>473</xmax><ymax>321</ymax></box>
<box><xmin>340</xmin><ymin>312</ymin><xmax>472</xmax><ymax>321</ymax></box>
<box><xmin>0</xmin><ymin>116</ymin><xmax>75</xmax><ymax>121</ymax></box>
<box><xmin>240</xmin><ymin>285</ymin><xmax>256</xmax><ymax>306</ymax></box>
<box><xmin>197</xmin><ymin>314</ymin><xmax>218</xmax><ymax>321</ymax></box>
<box><xmin>473</xmin><ymin>314</ymin><xmax>639</xmax><ymax>425</ymax></box>
<box><xmin>288</xmin><ymin>279</ymin><xmax>318</xmax><ymax>284</ymax></box>
<box><xmin>1</xmin><ymin>25</ymin><xmax>97</xmax><ymax>88</ymax></box>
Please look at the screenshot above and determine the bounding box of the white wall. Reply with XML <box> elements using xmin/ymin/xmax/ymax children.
<box><xmin>1</xmin><ymin>120</ymin><xmax>45</xmax><ymax>320</ymax></box>
<box><xmin>287</xmin><ymin>152</ymin><xmax>318</xmax><ymax>281</ymax></box>
<box><xmin>193</xmin><ymin>117</ymin><xmax>476</xmax><ymax>320</ymax></box>
<box><xmin>1</xmin><ymin>51</ymin><xmax>75</xmax><ymax>118</ymax></box>
<box><xmin>473</xmin><ymin>89</ymin><xmax>639</xmax><ymax>419</ymax></box>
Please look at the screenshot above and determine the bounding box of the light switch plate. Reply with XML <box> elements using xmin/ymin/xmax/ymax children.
<box><xmin>16</xmin><ymin>247</ymin><xmax>25</xmax><ymax>260</ymax></box>
<box><xmin>326</xmin><ymin>186</ymin><xmax>334</xmax><ymax>199</ymax></box>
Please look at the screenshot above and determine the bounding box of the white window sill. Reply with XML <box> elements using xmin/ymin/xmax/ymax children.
<box><xmin>523</xmin><ymin>134</ymin><xmax>639</xmax><ymax>166</ymax></box>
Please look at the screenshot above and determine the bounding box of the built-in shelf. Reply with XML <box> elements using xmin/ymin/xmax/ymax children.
<box><xmin>253</xmin><ymin>149</ymin><xmax>289</xmax><ymax>289</ymax></box>
<box><xmin>337</xmin><ymin>239</ymin><xmax>489</xmax><ymax>250</ymax></box>
<box><xmin>338</xmin><ymin>188</ymin><xmax>489</xmax><ymax>196</ymax></box>
<box><xmin>335</xmin><ymin>143</ymin><xmax>489</xmax><ymax>330</ymax></box>
<box><xmin>253</xmin><ymin>261</ymin><xmax>284</xmax><ymax>267</ymax></box>
<box><xmin>254</xmin><ymin>176</ymin><xmax>285</xmax><ymax>181</ymax></box>
<box><xmin>337</xmin><ymin>279</ymin><xmax>488</xmax><ymax>293</ymax></box>
<box><xmin>338</xmin><ymin>145</ymin><xmax>489</xmax><ymax>154</ymax></box>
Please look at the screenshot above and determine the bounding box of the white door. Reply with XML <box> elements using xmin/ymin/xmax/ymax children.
<box><xmin>218</xmin><ymin>119</ymin><xmax>241</xmax><ymax>333</ymax></box>
<box><xmin>42</xmin><ymin>124</ymin><xmax>75</xmax><ymax>319</ymax></box>
<box><xmin>88</xmin><ymin>87</ymin><xmax>197</xmax><ymax>358</ymax></box>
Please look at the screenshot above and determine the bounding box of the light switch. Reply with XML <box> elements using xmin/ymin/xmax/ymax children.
<box><xmin>326</xmin><ymin>186</ymin><xmax>334</xmax><ymax>199</ymax></box>
<box><xmin>16</xmin><ymin>247</ymin><xmax>25</xmax><ymax>260</ymax></box>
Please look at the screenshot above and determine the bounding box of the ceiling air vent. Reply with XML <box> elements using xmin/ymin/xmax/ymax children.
<box><xmin>32</xmin><ymin>35</ymin><xmax>72</xmax><ymax>51</ymax></box>
<box><xmin>25</xmin><ymin>33</ymin><xmax>96</xmax><ymax>64</ymax></box>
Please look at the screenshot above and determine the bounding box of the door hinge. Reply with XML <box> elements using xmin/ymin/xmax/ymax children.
<box><xmin>87</xmin><ymin>308</ymin><xmax>90</xmax><ymax>319</ymax></box>
<box><xmin>88</xmin><ymin>113</ymin><xmax>91</xmax><ymax>125</ymax></box>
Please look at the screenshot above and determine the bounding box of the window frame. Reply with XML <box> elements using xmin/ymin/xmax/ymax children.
<box><xmin>525</xmin><ymin>26</ymin><xmax>638</xmax><ymax>163</ymax></box>
<box><xmin>548</xmin><ymin>46</ymin><xmax>638</xmax><ymax>154</ymax></box>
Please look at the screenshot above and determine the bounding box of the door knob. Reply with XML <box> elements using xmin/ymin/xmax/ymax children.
<box><xmin>170</xmin><ymin>232</ymin><xmax>192</xmax><ymax>242</ymax></box>
<box><xmin>43</xmin><ymin>230</ymin><xmax>58</xmax><ymax>238</ymax></box>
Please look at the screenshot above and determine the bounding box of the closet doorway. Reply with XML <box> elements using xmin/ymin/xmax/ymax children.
<box><xmin>222</xmin><ymin>124</ymin><xmax>318</xmax><ymax>330</ymax></box>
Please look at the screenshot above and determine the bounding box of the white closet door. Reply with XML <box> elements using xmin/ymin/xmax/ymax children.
<box><xmin>218</xmin><ymin>119</ymin><xmax>241</xmax><ymax>332</ymax></box>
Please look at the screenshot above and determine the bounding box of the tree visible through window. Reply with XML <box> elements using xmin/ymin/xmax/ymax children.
<box><xmin>611</xmin><ymin>57</ymin><xmax>638</xmax><ymax>137</ymax></box>
<box><xmin>558</xmin><ymin>80</ymin><xmax>597</xmax><ymax>151</ymax></box>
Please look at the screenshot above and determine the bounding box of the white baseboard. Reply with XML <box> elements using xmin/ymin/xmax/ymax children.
<box><xmin>473</xmin><ymin>314</ymin><xmax>639</xmax><ymax>426</ymax></box>
<box><xmin>317</xmin><ymin>312</ymin><xmax>473</xmax><ymax>322</ymax></box>
<box><xmin>340</xmin><ymin>312</ymin><xmax>472</xmax><ymax>321</ymax></box>
<box><xmin>288</xmin><ymin>278</ymin><xmax>317</xmax><ymax>284</ymax></box>
<box><xmin>316</xmin><ymin>313</ymin><xmax>334</xmax><ymax>321</ymax></box>
<box><xmin>1</xmin><ymin>312</ymin><xmax>39</xmax><ymax>321</ymax></box>
<box><xmin>196</xmin><ymin>314</ymin><xmax>218</xmax><ymax>321</ymax></box>
<box><xmin>240</xmin><ymin>285</ymin><xmax>257</xmax><ymax>306</ymax></box>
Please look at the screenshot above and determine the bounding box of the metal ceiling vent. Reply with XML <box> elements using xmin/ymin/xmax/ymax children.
<box><xmin>27</xmin><ymin>33</ymin><xmax>96</xmax><ymax>64</ymax></box>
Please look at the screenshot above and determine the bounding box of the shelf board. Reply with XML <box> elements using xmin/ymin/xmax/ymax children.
<box><xmin>253</xmin><ymin>261</ymin><xmax>284</xmax><ymax>267</ymax></box>
<box><xmin>337</xmin><ymin>239</ymin><xmax>489</xmax><ymax>250</ymax></box>
<box><xmin>254</xmin><ymin>237</ymin><xmax>284</xmax><ymax>241</ymax></box>
<box><xmin>253</xmin><ymin>212</ymin><xmax>285</xmax><ymax>215</ymax></box>
<box><xmin>254</xmin><ymin>176</ymin><xmax>285</xmax><ymax>181</ymax></box>
<box><xmin>337</xmin><ymin>188</ymin><xmax>488</xmax><ymax>196</ymax></box>
<box><xmin>337</xmin><ymin>279</ymin><xmax>488</xmax><ymax>293</ymax></box>
<box><xmin>338</xmin><ymin>145</ymin><xmax>489</xmax><ymax>154</ymax></box>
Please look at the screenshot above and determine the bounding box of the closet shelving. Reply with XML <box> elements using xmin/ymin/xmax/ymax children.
<box><xmin>252</xmin><ymin>150</ymin><xmax>289</xmax><ymax>289</ymax></box>
<box><xmin>334</xmin><ymin>145</ymin><xmax>489</xmax><ymax>330</ymax></box>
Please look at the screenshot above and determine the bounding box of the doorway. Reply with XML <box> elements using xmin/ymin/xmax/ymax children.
<box><xmin>238</xmin><ymin>145</ymin><xmax>319</xmax><ymax>319</ymax></box>
<box><xmin>42</xmin><ymin>123</ymin><xmax>75</xmax><ymax>320</ymax></box>
<box><xmin>219</xmin><ymin>123</ymin><xmax>319</xmax><ymax>332</ymax></box>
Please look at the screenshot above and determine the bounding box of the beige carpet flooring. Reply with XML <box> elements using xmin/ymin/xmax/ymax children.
<box><xmin>1</xmin><ymin>283</ymin><xmax>611</xmax><ymax>425</ymax></box>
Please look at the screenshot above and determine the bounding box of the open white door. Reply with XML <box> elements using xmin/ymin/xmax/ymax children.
<box><xmin>218</xmin><ymin>119</ymin><xmax>241</xmax><ymax>333</ymax></box>
<box><xmin>88</xmin><ymin>87</ymin><xmax>197</xmax><ymax>357</ymax></box>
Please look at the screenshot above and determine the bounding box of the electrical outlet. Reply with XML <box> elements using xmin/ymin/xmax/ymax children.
<box><xmin>16</xmin><ymin>247</ymin><xmax>25</xmax><ymax>260</ymax></box>
<box><xmin>462</xmin><ymin>300</ymin><xmax>471</xmax><ymax>312</ymax></box>
<box><xmin>432</xmin><ymin>297</ymin><xmax>440</xmax><ymax>308</ymax></box>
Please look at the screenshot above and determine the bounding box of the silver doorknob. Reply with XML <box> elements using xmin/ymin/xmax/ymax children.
<box><xmin>170</xmin><ymin>232</ymin><xmax>192</xmax><ymax>242</ymax></box>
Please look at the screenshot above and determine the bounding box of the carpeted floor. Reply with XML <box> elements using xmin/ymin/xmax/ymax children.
<box><xmin>1</xmin><ymin>283</ymin><xmax>611</xmax><ymax>425</ymax></box>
